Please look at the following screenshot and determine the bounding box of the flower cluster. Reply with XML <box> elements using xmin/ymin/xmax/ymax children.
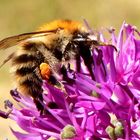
<box><xmin>1</xmin><ymin>22</ymin><xmax>140</xmax><ymax>140</ymax></box>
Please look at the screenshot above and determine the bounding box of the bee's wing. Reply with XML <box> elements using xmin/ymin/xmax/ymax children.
<box><xmin>0</xmin><ymin>29</ymin><xmax>57</xmax><ymax>49</ymax></box>
<box><xmin>0</xmin><ymin>29</ymin><xmax>57</xmax><ymax>68</ymax></box>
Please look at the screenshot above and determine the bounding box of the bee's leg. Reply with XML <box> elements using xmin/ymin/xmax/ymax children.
<box><xmin>39</xmin><ymin>62</ymin><xmax>61</xmax><ymax>87</ymax></box>
<box><xmin>60</xmin><ymin>65</ymin><xmax>75</xmax><ymax>84</ymax></box>
<box><xmin>83</xmin><ymin>57</ymin><xmax>95</xmax><ymax>80</ymax></box>
<box><xmin>33</xmin><ymin>67</ymin><xmax>45</xmax><ymax>114</ymax></box>
<box><xmin>76</xmin><ymin>55</ymin><xmax>81</xmax><ymax>72</ymax></box>
<box><xmin>48</xmin><ymin>75</ymin><xmax>62</xmax><ymax>87</ymax></box>
<box><xmin>33</xmin><ymin>95</ymin><xmax>44</xmax><ymax>114</ymax></box>
<box><xmin>60</xmin><ymin>65</ymin><xmax>68</xmax><ymax>79</ymax></box>
<box><xmin>80</xmin><ymin>46</ymin><xmax>95</xmax><ymax>80</ymax></box>
<box><xmin>96</xmin><ymin>49</ymin><xmax>107</xmax><ymax>77</ymax></box>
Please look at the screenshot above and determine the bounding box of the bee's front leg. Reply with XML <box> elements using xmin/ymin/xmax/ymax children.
<box><xmin>60</xmin><ymin>64</ymin><xmax>75</xmax><ymax>84</ymax></box>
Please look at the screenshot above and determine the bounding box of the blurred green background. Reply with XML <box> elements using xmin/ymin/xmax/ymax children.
<box><xmin>0</xmin><ymin>0</ymin><xmax>140</xmax><ymax>139</ymax></box>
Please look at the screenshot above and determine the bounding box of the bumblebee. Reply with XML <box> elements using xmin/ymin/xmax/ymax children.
<box><xmin>0</xmin><ymin>20</ymin><xmax>107</xmax><ymax>113</ymax></box>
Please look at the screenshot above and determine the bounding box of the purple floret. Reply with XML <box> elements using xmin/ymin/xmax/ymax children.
<box><xmin>1</xmin><ymin>22</ymin><xmax>140</xmax><ymax>140</ymax></box>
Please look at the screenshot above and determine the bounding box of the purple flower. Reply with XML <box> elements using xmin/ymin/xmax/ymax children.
<box><xmin>1</xmin><ymin>22</ymin><xmax>140</xmax><ymax>140</ymax></box>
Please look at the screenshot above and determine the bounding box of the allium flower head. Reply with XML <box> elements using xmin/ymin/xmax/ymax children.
<box><xmin>1</xmin><ymin>22</ymin><xmax>140</xmax><ymax>140</ymax></box>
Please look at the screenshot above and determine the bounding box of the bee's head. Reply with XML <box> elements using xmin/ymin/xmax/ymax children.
<box><xmin>63</xmin><ymin>30</ymin><xmax>92</xmax><ymax>61</ymax></box>
<box><xmin>38</xmin><ymin>19</ymin><xmax>96</xmax><ymax>62</ymax></box>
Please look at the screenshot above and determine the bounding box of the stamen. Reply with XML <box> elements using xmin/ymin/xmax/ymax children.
<box><xmin>0</xmin><ymin>110</ymin><xmax>12</xmax><ymax>119</ymax></box>
<box><xmin>4</xmin><ymin>100</ymin><xmax>13</xmax><ymax>109</ymax></box>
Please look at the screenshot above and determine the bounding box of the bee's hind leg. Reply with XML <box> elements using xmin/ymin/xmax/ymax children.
<box><xmin>33</xmin><ymin>67</ymin><xmax>46</xmax><ymax>114</ymax></box>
